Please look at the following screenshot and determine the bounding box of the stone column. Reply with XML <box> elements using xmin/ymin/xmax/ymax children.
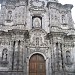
<box><xmin>58</xmin><ymin>43</ymin><xmax>62</xmax><ymax>70</ymax></box>
<box><xmin>15</xmin><ymin>41</ymin><xmax>18</xmax><ymax>51</ymax></box>
<box><xmin>55</xmin><ymin>43</ymin><xmax>63</xmax><ymax>75</ymax></box>
<box><xmin>14</xmin><ymin>41</ymin><xmax>18</xmax><ymax>70</ymax></box>
<box><xmin>51</xmin><ymin>42</ymin><xmax>57</xmax><ymax>75</ymax></box>
<box><xmin>19</xmin><ymin>41</ymin><xmax>24</xmax><ymax>71</ymax></box>
<box><xmin>9</xmin><ymin>41</ymin><xmax>14</xmax><ymax>70</ymax></box>
<box><xmin>54</xmin><ymin>42</ymin><xmax>58</xmax><ymax>74</ymax></box>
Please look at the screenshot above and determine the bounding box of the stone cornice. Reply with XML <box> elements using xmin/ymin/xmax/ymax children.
<box><xmin>47</xmin><ymin>2</ymin><xmax>73</xmax><ymax>10</ymax></box>
<box><xmin>47</xmin><ymin>2</ymin><xmax>61</xmax><ymax>8</ymax></box>
<box><xmin>50</xmin><ymin>31</ymin><xmax>66</xmax><ymax>36</ymax></box>
<box><xmin>8</xmin><ymin>29</ymin><xmax>28</xmax><ymax>35</ymax></box>
<box><xmin>0</xmin><ymin>31</ymin><xmax>10</xmax><ymax>36</ymax></box>
<box><xmin>0</xmin><ymin>29</ymin><xmax>29</xmax><ymax>37</ymax></box>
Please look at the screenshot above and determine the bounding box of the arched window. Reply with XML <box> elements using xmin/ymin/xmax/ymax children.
<box><xmin>2</xmin><ymin>48</ymin><xmax>8</xmax><ymax>61</ymax></box>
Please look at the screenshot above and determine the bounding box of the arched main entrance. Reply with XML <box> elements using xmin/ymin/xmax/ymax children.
<box><xmin>29</xmin><ymin>54</ymin><xmax>46</xmax><ymax>75</ymax></box>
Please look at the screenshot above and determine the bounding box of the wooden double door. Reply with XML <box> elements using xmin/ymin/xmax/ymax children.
<box><xmin>29</xmin><ymin>54</ymin><xmax>46</xmax><ymax>75</ymax></box>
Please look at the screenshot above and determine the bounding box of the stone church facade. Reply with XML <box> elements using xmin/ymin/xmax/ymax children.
<box><xmin>0</xmin><ymin>0</ymin><xmax>75</xmax><ymax>75</ymax></box>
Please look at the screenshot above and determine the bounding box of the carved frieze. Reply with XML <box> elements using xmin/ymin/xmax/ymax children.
<box><xmin>30</xmin><ymin>0</ymin><xmax>45</xmax><ymax>8</ymax></box>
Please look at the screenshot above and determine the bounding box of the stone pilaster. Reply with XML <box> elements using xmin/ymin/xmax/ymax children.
<box><xmin>58</xmin><ymin>43</ymin><xmax>62</xmax><ymax>70</ymax></box>
<box><xmin>14</xmin><ymin>41</ymin><xmax>19</xmax><ymax>70</ymax></box>
<box><xmin>19</xmin><ymin>41</ymin><xmax>24</xmax><ymax>71</ymax></box>
<box><xmin>9</xmin><ymin>41</ymin><xmax>14</xmax><ymax>70</ymax></box>
<box><xmin>55</xmin><ymin>43</ymin><xmax>63</xmax><ymax>75</ymax></box>
<box><xmin>51</xmin><ymin>42</ymin><xmax>57</xmax><ymax>75</ymax></box>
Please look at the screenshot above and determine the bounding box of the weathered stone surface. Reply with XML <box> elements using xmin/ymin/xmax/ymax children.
<box><xmin>0</xmin><ymin>0</ymin><xmax>75</xmax><ymax>75</ymax></box>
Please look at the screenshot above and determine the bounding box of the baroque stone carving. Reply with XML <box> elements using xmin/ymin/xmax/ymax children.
<box><xmin>66</xmin><ymin>51</ymin><xmax>73</xmax><ymax>65</ymax></box>
<box><xmin>33</xmin><ymin>17</ymin><xmax>41</xmax><ymax>28</ymax></box>
<box><xmin>30</xmin><ymin>0</ymin><xmax>45</xmax><ymax>7</ymax></box>
<box><xmin>29</xmin><ymin>29</ymin><xmax>49</xmax><ymax>47</ymax></box>
<box><xmin>0</xmin><ymin>0</ymin><xmax>74</xmax><ymax>75</ymax></box>
<box><xmin>6</xmin><ymin>11</ymin><xmax>12</xmax><ymax>22</ymax></box>
<box><xmin>2</xmin><ymin>48</ymin><xmax>8</xmax><ymax>61</ymax></box>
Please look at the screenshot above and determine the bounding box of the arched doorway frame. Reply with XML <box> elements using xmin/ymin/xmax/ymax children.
<box><xmin>27</xmin><ymin>52</ymin><xmax>49</xmax><ymax>75</ymax></box>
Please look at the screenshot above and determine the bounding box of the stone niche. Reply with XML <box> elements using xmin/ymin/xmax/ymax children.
<box><xmin>32</xmin><ymin>16</ymin><xmax>42</xmax><ymax>28</ymax></box>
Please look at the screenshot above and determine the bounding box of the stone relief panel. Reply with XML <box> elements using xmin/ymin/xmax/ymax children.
<box><xmin>6</xmin><ymin>0</ymin><xmax>16</xmax><ymax>9</ymax></box>
<box><xmin>29</xmin><ymin>29</ymin><xmax>49</xmax><ymax>47</ymax></box>
<box><xmin>28</xmin><ymin>47</ymin><xmax>49</xmax><ymax>55</ymax></box>
<box><xmin>30</xmin><ymin>0</ymin><xmax>45</xmax><ymax>8</ymax></box>
<box><xmin>14</xmin><ymin>6</ymin><xmax>26</xmax><ymax>25</ymax></box>
<box><xmin>50</xmin><ymin>8</ymin><xmax>60</xmax><ymax>26</ymax></box>
<box><xmin>0</xmin><ymin>37</ymin><xmax>10</xmax><ymax>46</ymax></box>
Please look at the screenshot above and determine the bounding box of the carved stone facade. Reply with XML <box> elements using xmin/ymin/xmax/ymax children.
<box><xmin>0</xmin><ymin>0</ymin><xmax>75</xmax><ymax>75</ymax></box>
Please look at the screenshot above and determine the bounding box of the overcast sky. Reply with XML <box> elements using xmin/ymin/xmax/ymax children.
<box><xmin>0</xmin><ymin>0</ymin><xmax>75</xmax><ymax>23</ymax></box>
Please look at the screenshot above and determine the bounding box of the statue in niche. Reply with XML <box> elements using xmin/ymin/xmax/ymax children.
<box><xmin>66</xmin><ymin>51</ymin><xmax>72</xmax><ymax>65</ymax></box>
<box><xmin>33</xmin><ymin>17</ymin><xmax>41</xmax><ymax>28</ymax></box>
<box><xmin>7</xmin><ymin>11</ymin><xmax>12</xmax><ymax>21</ymax></box>
<box><xmin>2</xmin><ymin>48</ymin><xmax>8</xmax><ymax>61</ymax></box>
<box><xmin>36</xmin><ymin>37</ymin><xmax>39</xmax><ymax>46</ymax></box>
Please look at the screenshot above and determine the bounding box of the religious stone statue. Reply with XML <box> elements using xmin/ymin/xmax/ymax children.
<box><xmin>36</xmin><ymin>37</ymin><xmax>39</xmax><ymax>46</ymax></box>
<box><xmin>66</xmin><ymin>51</ymin><xmax>72</xmax><ymax>65</ymax></box>
<box><xmin>33</xmin><ymin>17</ymin><xmax>41</xmax><ymax>27</ymax></box>
<box><xmin>7</xmin><ymin>11</ymin><xmax>12</xmax><ymax>21</ymax></box>
<box><xmin>2</xmin><ymin>49</ymin><xmax>8</xmax><ymax>61</ymax></box>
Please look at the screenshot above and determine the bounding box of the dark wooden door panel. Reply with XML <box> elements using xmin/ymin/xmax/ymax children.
<box><xmin>29</xmin><ymin>54</ymin><xmax>46</xmax><ymax>75</ymax></box>
<box><xmin>29</xmin><ymin>73</ymin><xmax>37</xmax><ymax>75</ymax></box>
<box><xmin>29</xmin><ymin>63</ymin><xmax>37</xmax><ymax>72</ymax></box>
<box><xmin>37</xmin><ymin>63</ymin><xmax>45</xmax><ymax>72</ymax></box>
